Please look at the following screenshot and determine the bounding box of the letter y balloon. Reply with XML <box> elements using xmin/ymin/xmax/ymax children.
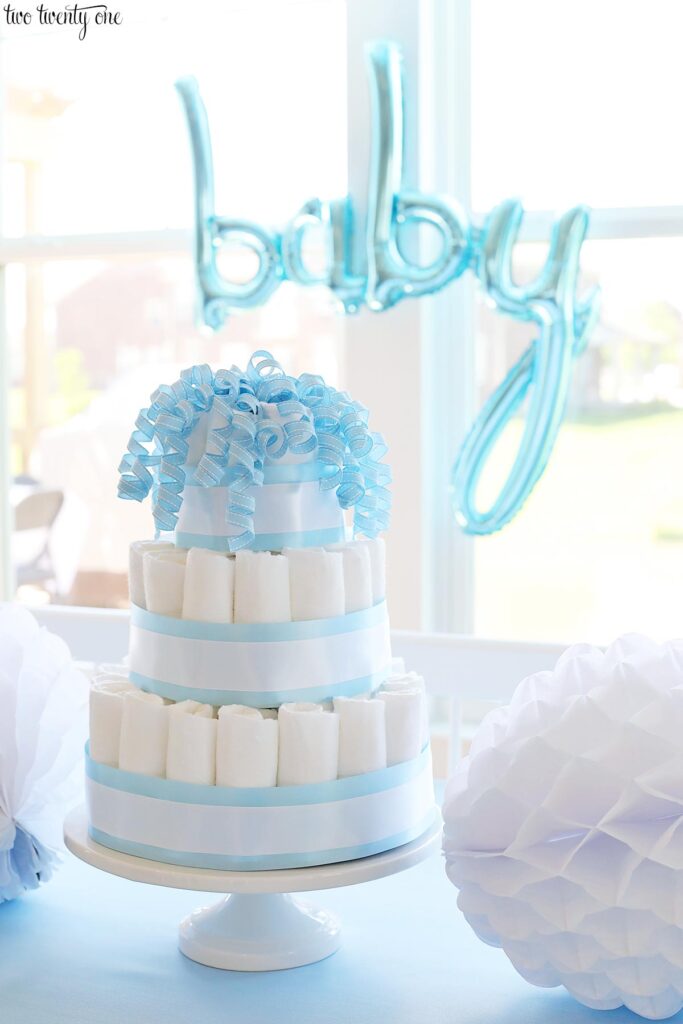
<box><xmin>452</xmin><ymin>202</ymin><xmax>600</xmax><ymax>535</ymax></box>
<box><xmin>175</xmin><ymin>40</ymin><xmax>599</xmax><ymax>536</ymax></box>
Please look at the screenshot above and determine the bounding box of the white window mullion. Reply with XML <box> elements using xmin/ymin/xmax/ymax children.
<box><xmin>344</xmin><ymin>0</ymin><xmax>426</xmax><ymax>631</ymax></box>
<box><xmin>421</xmin><ymin>0</ymin><xmax>474</xmax><ymax>634</ymax></box>
<box><xmin>344</xmin><ymin>0</ymin><xmax>478</xmax><ymax>634</ymax></box>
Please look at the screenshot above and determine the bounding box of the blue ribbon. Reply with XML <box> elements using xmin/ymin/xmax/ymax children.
<box><xmin>88</xmin><ymin>816</ymin><xmax>436</xmax><ymax>872</ymax></box>
<box><xmin>118</xmin><ymin>350</ymin><xmax>392</xmax><ymax>546</ymax></box>
<box><xmin>86</xmin><ymin>740</ymin><xmax>429</xmax><ymax>806</ymax></box>
<box><xmin>130</xmin><ymin>669</ymin><xmax>388</xmax><ymax>708</ymax></box>
<box><xmin>131</xmin><ymin>597</ymin><xmax>386</xmax><ymax>642</ymax></box>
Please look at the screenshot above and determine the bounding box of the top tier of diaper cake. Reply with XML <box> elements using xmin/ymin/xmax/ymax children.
<box><xmin>118</xmin><ymin>349</ymin><xmax>391</xmax><ymax>552</ymax></box>
<box><xmin>117</xmin><ymin>350</ymin><xmax>394</xmax><ymax>710</ymax></box>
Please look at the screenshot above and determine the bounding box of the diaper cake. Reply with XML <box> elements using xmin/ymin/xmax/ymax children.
<box><xmin>85</xmin><ymin>351</ymin><xmax>435</xmax><ymax>871</ymax></box>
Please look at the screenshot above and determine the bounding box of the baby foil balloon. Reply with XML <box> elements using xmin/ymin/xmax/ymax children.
<box><xmin>176</xmin><ymin>41</ymin><xmax>600</xmax><ymax>536</ymax></box>
<box><xmin>444</xmin><ymin>635</ymin><xmax>683</xmax><ymax>1020</ymax></box>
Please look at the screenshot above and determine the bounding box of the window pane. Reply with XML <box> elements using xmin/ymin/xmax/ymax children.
<box><xmin>471</xmin><ymin>0</ymin><xmax>683</xmax><ymax>210</ymax></box>
<box><xmin>9</xmin><ymin>256</ymin><xmax>343</xmax><ymax>607</ymax></box>
<box><xmin>1</xmin><ymin>0</ymin><xmax>347</xmax><ymax>234</ymax></box>
<box><xmin>473</xmin><ymin>237</ymin><xmax>683</xmax><ymax>643</ymax></box>
<box><xmin>5</xmin><ymin>0</ymin><xmax>349</xmax><ymax>609</ymax></box>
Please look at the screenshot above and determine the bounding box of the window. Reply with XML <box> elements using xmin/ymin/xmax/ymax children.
<box><xmin>470</xmin><ymin>0</ymin><xmax>683</xmax><ymax>643</ymax></box>
<box><xmin>2</xmin><ymin>0</ymin><xmax>346</xmax><ymax>609</ymax></box>
<box><xmin>1</xmin><ymin>0</ymin><xmax>682</xmax><ymax>648</ymax></box>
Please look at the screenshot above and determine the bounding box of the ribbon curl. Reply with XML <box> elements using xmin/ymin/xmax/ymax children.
<box><xmin>118</xmin><ymin>350</ymin><xmax>391</xmax><ymax>547</ymax></box>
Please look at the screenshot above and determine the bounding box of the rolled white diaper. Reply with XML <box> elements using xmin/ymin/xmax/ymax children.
<box><xmin>383</xmin><ymin>671</ymin><xmax>429</xmax><ymax>746</ymax></box>
<box><xmin>327</xmin><ymin>542</ymin><xmax>372</xmax><ymax>614</ymax></box>
<box><xmin>234</xmin><ymin>550</ymin><xmax>291</xmax><ymax>624</ymax></box>
<box><xmin>378</xmin><ymin>688</ymin><xmax>423</xmax><ymax>766</ymax></box>
<box><xmin>333</xmin><ymin>696</ymin><xmax>386</xmax><ymax>777</ymax></box>
<box><xmin>166</xmin><ymin>700</ymin><xmax>217</xmax><ymax>785</ymax></box>
<box><xmin>182</xmin><ymin>547</ymin><xmax>235</xmax><ymax>623</ymax></box>
<box><xmin>360</xmin><ymin>537</ymin><xmax>386</xmax><ymax>603</ymax></box>
<box><xmin>129</xmin><ymin>539</ymin><xmax>174</xmax><ymax>609</ymax></box>
<box><xmin>89</xmin><ymin>676</ymin><xmax>137</xmax><ymax>767</ymax></box>
<box><xmin>216</xmin><ymin>706</ymin><xmax>279</xmax><ymax>788</ymax></box>
<box><xmin>143</xmin><ymin>547</ymin><xmax>187</xmax><ymax>617</ymax></box>
<box><xmin>118</xmin><ymin>690</ymin><xmax>170</xmax><ymax>777</ymax></box>
<box><xmin>277</xmin><ymin>702</ymin><xmax>339</xmax><ymax>786</ymax></box>
<box><xmin>285</xmin><ymin>548</ymin><xmax>345</xmax><ymax>621</ymax></box>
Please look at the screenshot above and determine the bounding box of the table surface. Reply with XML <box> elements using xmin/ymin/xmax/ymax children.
<box><xmin>2</xmin><ymin>808</ymin><xmax>660</xmax><ymax>1024</ymax></box>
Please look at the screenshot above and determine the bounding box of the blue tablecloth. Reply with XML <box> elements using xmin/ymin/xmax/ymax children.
<box><xmin>1</xmin><ymin>833</ymin><xmax>648</xmax><ymax>1024</ymax></box>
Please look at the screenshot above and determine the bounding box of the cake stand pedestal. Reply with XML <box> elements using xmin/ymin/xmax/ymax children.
<box><xmin>64</xmin><ymin>806</ymin><xmax>441</xmax><ymax>972</ymax></box>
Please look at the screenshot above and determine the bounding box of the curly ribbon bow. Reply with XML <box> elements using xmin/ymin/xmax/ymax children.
<box><xmin>118</xmin><ymin>350</ymin><xmax>391</xmax><ymax>548</ymax></box>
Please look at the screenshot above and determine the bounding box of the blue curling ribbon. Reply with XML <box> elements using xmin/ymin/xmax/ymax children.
<box><xmin>117</xmin><ymin>407</ymin><xmax>160</xmax><ymax>502</ymax></box>
<box><xmin>117</xmin><ymin>350</ymin><xmax>392</xmax><ymax>544</ymax></box>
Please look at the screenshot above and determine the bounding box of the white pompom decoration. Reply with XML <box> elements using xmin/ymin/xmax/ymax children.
<box><xmin>443</xmin><ymin>635</ymin><xmax>683</xmax><ymax>1021</ymax></box>
<box><xmin>0</xmin><ymin>604</ymin><xmax>89</xmax><ymax>902</ymax></box>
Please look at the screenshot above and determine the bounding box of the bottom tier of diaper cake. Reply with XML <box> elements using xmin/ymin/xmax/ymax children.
<box><xmin>85</xmin><ymin>744</ymin><xmax>435</xmax><ymax>871</ymax></box>
<box><xmin>86</xmin><ymin>667</ymin><xmax>436</xmax><ymax>871</ymax></box>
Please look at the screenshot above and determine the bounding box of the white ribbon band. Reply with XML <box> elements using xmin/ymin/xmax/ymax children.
<box><xmin>174</xmin><ymin>479</ymin><xmax>345</xmax><ymax>550</ymax></box>
<box><xmin>129</xmin><ymin>603</ymin><xmax>391</xmax><ymax>706</ymax></box>
<box><xmin>86</xmin><ymin>749</ymin><xmax>435</xmax><ymax>870</ymax></box>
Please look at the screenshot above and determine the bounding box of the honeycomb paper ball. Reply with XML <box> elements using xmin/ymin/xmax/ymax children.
<box><xmin>0</xmin><ymin>603</ymin><xmax>89</xmax><ymax>902</ymax></box>
<box><xmin>443</xmin><ymin>635</ymin><xmax>683</xmax><ymax>1020</ymax></box>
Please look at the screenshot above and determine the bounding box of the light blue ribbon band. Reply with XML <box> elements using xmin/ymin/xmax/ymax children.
<box><xmin>174</xmin><ymin>526</ymin><xmax>346</xmax><ymax>552</ymax></box>
<box><xmin>85</xmin><ymin>743</ymin><xmax>430</xmax><ymax>807</ymax></box>
<box><xmin>131</xmin><ymin>598</ymin><xmax>387</xmax><ymax>644</ymax></box>
<box><xmin>130</xmin><ymin>669</ymin><xmax>387</xmax><ymax>708</ymax></box>
<box><xmin>88</xmin><ymin>811</ymin><xmax>437</xmax><ymax>872</ymax></box>
<box><xmin>175</xmin><ymin>468</ymin><xmax>346</xmax><ymax>552</ymax></box>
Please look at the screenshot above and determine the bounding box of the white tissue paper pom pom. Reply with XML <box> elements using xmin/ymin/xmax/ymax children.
<box><xmin>443</xmin><ymin>634</ymin><xmax>683</xmax><ymax>1021</ymax></box>
<box><xmin>0</xmin><ymin>604</ymin><xmax>89</xmax><ymax>903</ymax></box>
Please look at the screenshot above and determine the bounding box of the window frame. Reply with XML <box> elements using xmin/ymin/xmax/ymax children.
<box><xmin>1</xmin><ymin>0</ymin><xmax>682</xmax><ymax>638</ymax></box>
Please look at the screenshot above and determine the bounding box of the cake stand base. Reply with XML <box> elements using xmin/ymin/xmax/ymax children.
<box><xmin>179</xmin><ymin>892</ymin><xmax>341</xmax><ymax>970</ymax></box>
<box><xmin>64</xmin><ymin>806</ymin><xmax>440</xmax><ymax>972</ymax></box>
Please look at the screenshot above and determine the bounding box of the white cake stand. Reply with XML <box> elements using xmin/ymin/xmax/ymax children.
<box><xmin>64</xmin><ymin>806</ymin><xmax>441</xmax><ymax>972</ymax></box>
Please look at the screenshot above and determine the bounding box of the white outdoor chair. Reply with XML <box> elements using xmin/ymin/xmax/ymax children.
<box><xmin>12</xmin><ymin>488</ymin><xmax>65</xmax><ymax>592</ymax></box>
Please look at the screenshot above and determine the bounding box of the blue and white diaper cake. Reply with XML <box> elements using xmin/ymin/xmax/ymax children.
<box><xmin>85</xmin><ymin>351</ymin><xmax>435</xmax><ymax>871</ymax></box>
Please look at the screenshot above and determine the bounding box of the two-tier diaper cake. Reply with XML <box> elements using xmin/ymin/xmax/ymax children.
<box><xmin>85</xmin><ymin>350</ymin><xmax>435</xmax><ymax>871</ymax></box>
